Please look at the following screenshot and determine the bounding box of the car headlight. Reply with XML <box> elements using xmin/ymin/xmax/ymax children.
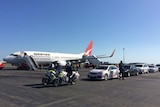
<box><xmin>88</xmin><ymin>72</ymin><xmax>93</xmax><ymax>75</ymax></box>
<box><xmin>124</xmin><ymin>70</ymin><xmax>129</xmax><ymax>72</ymax></box>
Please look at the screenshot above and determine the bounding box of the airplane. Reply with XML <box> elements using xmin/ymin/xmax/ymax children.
<box><xmin>3</xmin><ymin>41</ymin><xmax>93</xmax><ymax>70</ymax></box>
<box><xmin>3</xmin><ymin>41</ymin><xmax>115</xmax><ymax>70</ymax></box>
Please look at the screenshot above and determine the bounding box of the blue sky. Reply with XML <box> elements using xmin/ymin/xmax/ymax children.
<box><xmin>0</xmin><ymin>0</ymin><xmax>160</xmax><ymax>64</ymax></box>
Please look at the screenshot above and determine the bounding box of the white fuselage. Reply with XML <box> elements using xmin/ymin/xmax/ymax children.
<box><xmin>3</xmin><ymin>51</ymin><xmax>84</xmax><ymax>66</ymax></box>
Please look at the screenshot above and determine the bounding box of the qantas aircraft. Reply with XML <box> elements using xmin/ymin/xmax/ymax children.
<box><xmin>3</xmin><ymin>41</ymin><xmax>115</xmax><ymax>70</ymax></box>
<box><xmin>3</xmin><ymin>41</ymin><xmax>93</xmax><ymax>70</ymax></box>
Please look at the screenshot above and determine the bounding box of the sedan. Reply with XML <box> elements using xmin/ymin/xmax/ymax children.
<box><xmin>123</xmin><ymin>64</ymin><xmax>140</xmax><ymax>77</ymax></box>
<box><xmin>87</xmin><ymin>65</ymin><xmax>120</xmax><ymax>80</ymax></box>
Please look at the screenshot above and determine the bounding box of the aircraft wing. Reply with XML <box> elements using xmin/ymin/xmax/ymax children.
<box><xmin>67</xmin><ymin>59</ymin><xmax>85</xmax><ymax>64</ymax></box>
<box><xmin>94</xmin><ymin>49</ymin><xmax>116</xmax><ymax>59</ymax></box>
<box><xmin>54</xmin><ymin>59</ymin><xmax>84</xmax><ymax>66</ymax></box>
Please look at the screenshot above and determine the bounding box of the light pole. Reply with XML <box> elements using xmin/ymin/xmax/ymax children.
<box><xmin>123</xmin><ymin>48</ymin><xmax>125</xmax><ymax>63</ymax></box>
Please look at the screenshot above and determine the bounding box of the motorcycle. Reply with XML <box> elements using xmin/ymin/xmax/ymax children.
<box><xmin>42</xmin><ymin>70</ymin><xmax>80</xmax><ymax>87</ymax></box>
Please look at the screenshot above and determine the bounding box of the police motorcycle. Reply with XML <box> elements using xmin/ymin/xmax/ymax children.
<box><xmin>42</xmin><ymin>70</ymin><xmax>80</xmax><ymax>87</ymax></box>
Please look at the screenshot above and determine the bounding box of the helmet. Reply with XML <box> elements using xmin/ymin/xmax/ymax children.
<box><xmin>66</xmin><ymin>61</ymin><xmax>71</xmax><ymax>66</ymax></box>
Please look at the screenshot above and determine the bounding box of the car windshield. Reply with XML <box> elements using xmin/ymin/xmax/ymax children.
<box><xmin>135</xmin><ymin>65</ymin><xmax>143</xmax><ymax>67</ymax></box>
<box><xmin>123</xmin><ymin>66</ymin><xmax>130</xmax><ymax>70</ymax></box>
<box><xmin>95</xmin><ymin>66</ymin><xmax>108</xmax><ymax>70</ymax></box>
<box><xmin>149</xmin><ymin>66</ymin><xmax>154</xmax><ymax>68</ymax></box>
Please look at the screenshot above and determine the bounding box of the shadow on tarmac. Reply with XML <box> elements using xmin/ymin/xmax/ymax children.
<box><xmin>81</xmin><ymin>78</ymin><xmax>104</xmax><ymax>82</ymax></box>
<box><xmin>24</xmin><ymin>84</ymin><xmax>47</xmax><ymax>88</ymax></box>
<box><xmin>24</xmin><ymin>83</ymin><xmax>70</xmax><ymax>88</ymax></box>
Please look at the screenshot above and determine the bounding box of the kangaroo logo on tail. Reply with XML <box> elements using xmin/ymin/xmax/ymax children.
<box><xmin>84</xmin><ymin>41</ymin><xmax>93</xmax><ymax>56</ymax></box>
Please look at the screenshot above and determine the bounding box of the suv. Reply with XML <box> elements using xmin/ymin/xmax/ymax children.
<box><xmin>148</xmin><ymin>64</ymin><xmax>159</xmax><ymax>73</ymax></box>
<box><xmin>135</xmin><ymin>63</ymin><xmax>149</xmax><ymax>74</ymax></box>
<box><xmin>156</xmin><ymin>64</ymin><xmax>160</xmax><ymax>72</ymax></box>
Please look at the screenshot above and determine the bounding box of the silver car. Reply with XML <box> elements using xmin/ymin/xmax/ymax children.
<box><xmin>135</xmin><ymin>63</ymin><xmax>149</xmax><ymax>74</ymax></box>
<box><xmin>87</xmin><ymin>65</ymin><xmax>120</xmax><ymax>80</ymax></box>
<box><xmin>148</xmin><ymin>65</ymin><xmax>158</xmax><ymax>73</ymax></box>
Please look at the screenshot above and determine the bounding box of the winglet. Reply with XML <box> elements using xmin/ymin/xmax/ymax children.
<box><xmin>109</xmin><ymin>49</ymin><xmax>115</xmax><ymax>57</ymax></box>
<box><xmin>84</xmin><ymin>41</ymin><xmax>93</xmax><ymax>56</ymax></box>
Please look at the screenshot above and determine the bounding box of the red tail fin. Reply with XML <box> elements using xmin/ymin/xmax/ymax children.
<box><xmin>84</xmin><ymin>41</ymin><xmax>93</xmax><ymax>56</ymax></box>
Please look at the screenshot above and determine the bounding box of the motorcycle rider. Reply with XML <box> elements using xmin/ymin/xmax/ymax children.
<box><xmin>53</xmin><ymin>62</ymin><xmax>63</xmax><ymax>84</ymax></box>
<box><xmin>54</xmin><ymin>62</ymin><xmax>62</xmax><ymax>74</ymax></box>
<box><xmin>65</xmin><ymin>61</ymin><xmax>73</xmax><ymax>84</ymax></box>
<box><xmin>48</xmin><ymin>62</ymin><xmax>55</xmax><ymax>70</ymax></box>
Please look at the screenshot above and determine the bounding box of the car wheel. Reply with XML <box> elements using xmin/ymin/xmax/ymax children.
<box><xmin>128</xmin><ymin>72</ymin><xmax>130</xmax><ymax>77</ymax></box>
<box><xmin>104</xmin><ymin>74</ymin><xmax>109</xmax><ymax>80</ymax></box>
<box><xmin>136</xmin><ymin>72</ymin><xmax>139</xmax><ymax>76</ymax></box>
<box><xmin>53</xmin><ymin>78</ymin><xmax>60</xmax><ymax>87</ymax></box>
<box><xmin>42</xmin><ymin>78</ymin><xmax>49</xmax><ymax>86</ymax></box>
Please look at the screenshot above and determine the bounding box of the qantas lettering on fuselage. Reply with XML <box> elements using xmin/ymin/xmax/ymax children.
<box><xmin>33</xmin><ymin>53</ymin><xmax>50</xmax><ymax>56</ymax></box>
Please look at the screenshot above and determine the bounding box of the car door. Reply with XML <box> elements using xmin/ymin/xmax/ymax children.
<box><xmin>109</xmin><ymin>66</ymin><xmax>118</xmax><ymax>78</ymax></box>
<box><xmin>130</xmin><ymin>65</ymin><xmax>135</xmax><ymax>75</ymax></box>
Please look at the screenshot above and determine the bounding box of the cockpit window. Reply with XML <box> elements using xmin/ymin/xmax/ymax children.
<box><xmin>10</xmin><ymin>54</ymin><xmax>18</xmax><ymax>56</ymax></box>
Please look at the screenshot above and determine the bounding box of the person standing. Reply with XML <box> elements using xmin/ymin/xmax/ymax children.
<box><xmin>119</xmin><ymin>60</ymin><xmax>124</xmax><ymax>80</ymax></box>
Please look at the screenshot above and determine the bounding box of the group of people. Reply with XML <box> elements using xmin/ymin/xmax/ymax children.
<box><xmin>48</xmin><ymin>60</ymin><xmax>125</xmax><ymax>81</ymax></box>
<box><xmin>48</xmin><ymin>61</ymin><xmax>74</xmax><ymax>83</ymax></box>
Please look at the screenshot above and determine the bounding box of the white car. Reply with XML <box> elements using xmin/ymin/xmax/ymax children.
<box><xmin>156</xmin><ymin>64</ymin><xmax>160</xmax><ymax>72</ymax></box>
<box><xmin>135</xmin><ymin>63</ymin><xmax>149</xmax><ymax>74</ymax></box>
<box><xmin>87</xmin><ymin>65</ymin><xmax>120</xmax><ymax>80</ymax></box>
<box><xmin>148</xmin><ymin>65</ymin><xmax>159</xmax><ymax>73</ymax></box>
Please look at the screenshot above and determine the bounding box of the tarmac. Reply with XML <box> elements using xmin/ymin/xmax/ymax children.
<box><xmin>1</xmin><ymin>66</ymin><xmax>160</xmax><ymax>107</ymax></box>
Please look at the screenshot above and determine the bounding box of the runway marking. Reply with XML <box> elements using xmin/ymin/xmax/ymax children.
<box><xmin>36</xmin><ymin>95</ymin><xmax>82</xmax><ymax>107</ymax></box>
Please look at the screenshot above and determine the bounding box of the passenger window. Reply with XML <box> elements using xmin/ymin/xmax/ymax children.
<box><xmin>109</xmin><ymin>67</ymin><xmax>113</xmax><ymax>70</ymax></box>
<box><xmin>112</xmin><ymin>67</ymin><xmax>116</xmax><ymax>69</ymax></box>
<box><xmin>130</xmin><ymin>65</ymin><xmax>135</xmax><ymax>69</ymax></box>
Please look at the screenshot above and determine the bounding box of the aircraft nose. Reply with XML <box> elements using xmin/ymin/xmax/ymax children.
<box><xmin>3</xmin><ymin>56</ymin><xmax>17</xmax><ymax>63</ymax></box>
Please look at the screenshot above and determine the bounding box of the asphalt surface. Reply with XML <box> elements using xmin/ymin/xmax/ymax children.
<box><xmin>1</xmin><ymin>67</ymin><xmax>160</xmax><ymax>107</ymax></box>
